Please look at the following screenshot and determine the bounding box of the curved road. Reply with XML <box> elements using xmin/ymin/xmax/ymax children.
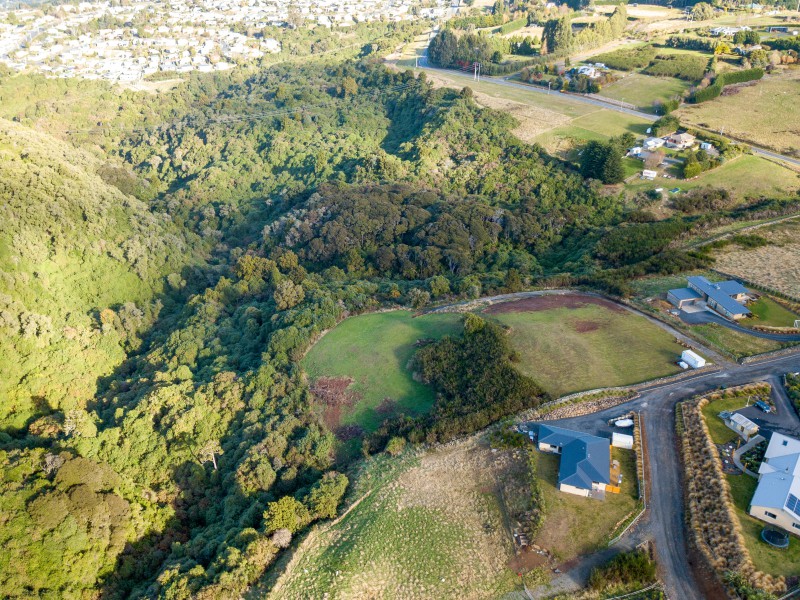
<box><xmin>416</xmin><ymin>60</ymin><xmax>800</xmax><ymax>168</ymax></box>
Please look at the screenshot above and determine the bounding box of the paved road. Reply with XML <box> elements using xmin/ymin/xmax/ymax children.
<box><xmin>539</xmin><ymin>352</ymin><xmax>800</xmax><ymax>600</ymax></box>
<box><xmin>681</xmin><ymin>309</ymin><xmax>800</xmax><ymax>342</ymax></box>
<box><xmin>415</xmin><ymin>61</ymin><xmax>800</xmax><ymax>168</ymax></box>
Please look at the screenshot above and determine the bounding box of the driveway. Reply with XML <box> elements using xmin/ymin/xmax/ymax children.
<box><xmin>680</xmin><ymin>309</ymin><xmax>800</xmax><ymax>343</ymax></box>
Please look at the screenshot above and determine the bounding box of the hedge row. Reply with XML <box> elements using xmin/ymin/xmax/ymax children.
<box><xmin>498</xmin><ymin>17</ymin><xmax>527</xmax><ymax>35</ymax></box>
<box><xmin>689</xmin><ymin>68</ymin><xmax>763</xmax><ymax>103</ymax></box>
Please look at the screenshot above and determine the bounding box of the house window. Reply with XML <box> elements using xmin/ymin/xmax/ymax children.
<box><xmin>764</xmin><ymin>511</ymin><xmax>777</xmax><ymax>519</ymax></box>
<box><xmin>784</xmin><ymin>440</ymin><xmax>789</xmax><ymax>446</ymax></box>
<box><xmin>794</xmin><ymin>523</ymin><xmax>800</xmax><ymax>530</ymax></box>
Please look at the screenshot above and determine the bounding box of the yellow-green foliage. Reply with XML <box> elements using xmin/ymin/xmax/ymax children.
<box><xmin>0</xmin><ymin>119</ymin><xmax>204</xmax><ymax>429</ymax></box>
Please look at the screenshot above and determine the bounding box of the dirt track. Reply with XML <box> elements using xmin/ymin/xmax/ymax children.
<box><xmin>483</xmin><ymin>293</ymin><xmax>626</xmax><ymax>314</ymax></box>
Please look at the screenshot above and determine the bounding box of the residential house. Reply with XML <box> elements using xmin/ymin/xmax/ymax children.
<box><xmin>724</xmin><ymin>412</ymin><xmax>759</xmax><ymax>441</ymax></box>
<box><xmin>749</xmin><ymin>433</ymin><xmax>800</xmax><ymax>534</ymax></box>
<box><xmin>667</xmin><ymin>275</ymin><xmax>751</xmax><ymax>320</ymax></box>
<box><xmin>643</xmin><ymin>137</ymin><xmax>665</xmax><ymax>150</ymax></box>
<box><xmin>666</xmin><ymin>132</ymin><xmax>696</xmax><ymax>149</ymax></box>
<box><xmin>537</xmin><ymin>425</ymin><xmax>611</xmax><ymax>497</ymax></box>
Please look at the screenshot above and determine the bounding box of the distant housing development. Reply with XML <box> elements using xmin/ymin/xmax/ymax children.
<box><xmin>537</xmin><ymin>425</ymin><xmax>615</xmax><ymax>498</ymax></box>
<box><xmin>749</xmin><ymin>433</ymin><xmax>800</xmax><ymax>534</ymax></box>
<box><xmin>668</xmin><ymin>275</ymin><xmax>751</xmax><ymax>320</ymax></box>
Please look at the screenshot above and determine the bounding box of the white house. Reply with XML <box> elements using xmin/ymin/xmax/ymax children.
<box><xmin>642</xmin><ymin>169</ymin><xmax>658</xmax><ymax>181</ymax></box>
<box><xmin>749</xmin><ymin>433</ymin><xmax>800</xmax><ymax>534</ymax></box>
<box><xmin>643</xmin><ymin>137</ymin><xmax>665</xmax><ymax>150</ymax></box>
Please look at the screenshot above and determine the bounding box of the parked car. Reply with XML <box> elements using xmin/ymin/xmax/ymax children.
<box><xmin>754</xmin><ymin>400</ymin><xmax>773</xmax><ymax>413</ymax></box>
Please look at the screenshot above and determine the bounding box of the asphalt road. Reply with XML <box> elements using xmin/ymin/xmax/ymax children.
<box><xmin>416</xmin><ymin>61</ymin><xmax>800</xmax><ymax>168</ymax></box>
<box><xmin>543</xmin><ymin>352</ymin><xmax>800</xmax><ymax>600</ymax></box>
<box><xmin>681</xmin><ymin>309</ymin><xmax>800</xmax><ymax>342</ymax></box>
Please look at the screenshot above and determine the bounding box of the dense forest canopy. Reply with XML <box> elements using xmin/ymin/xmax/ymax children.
<box><xmin>1</xmin><ymin>51</ymin><xmax>799</xmax><ymax>599</ymax></box>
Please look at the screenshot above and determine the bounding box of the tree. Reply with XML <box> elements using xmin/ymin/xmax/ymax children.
<box><xmin>644</xmin><ymin>149</ymin><xmax>665</xmax><ymax>170</ymax></box>
<box><xmin>197</xmin><ymin>439</ymin><xmax>222</xmax><ymax>470</ymax></box>
<box><xmin>274</xmin><ymin>279</ymin><xmax>305</xmax><ymax>310</ymax></box>
<box><xmin>341</xmin><ymin>76</ymin><xmax>358</xmax><ymax>98</ymax></box>
<box><xmin>580</xmin><ymin>140</ymin><xmax>624</xmax><ymax>184</ymax></box>
<box><xmin>271</xmin><ymin>528</ymin><xmax>292</xmax><ymax>549</ymax></box>
<box><xmin>683</xmin><ymin>156</ymin><xmax>703</xmax><ymax>179</ymax></box>
<box><xmin>263</xmin><ymin>496</ymin><xmax>310</xmax><ymax>534</ymax></box>
<box><xmin>428</xmin><ymin>275</ymin><xmax>450</xmax><ymax>298</ymax></box>
<box><xmin>691</xmin><ymin>3</ymin><xmax>714</xmax><ymax>21</ymax></box>
<box><xmin>542</xmin><ymin>16</ymin><xmax>572</xmax><ymax>55</ymax></box>
<box><xmin>304</xmin><ymin>472</ymin><xmax>348</xmax><ymax>520</ymax></box>
<box><xmin>428</xmin><ymin>29</ymin><xmax>459</xmax><ymax>67</ymax></box>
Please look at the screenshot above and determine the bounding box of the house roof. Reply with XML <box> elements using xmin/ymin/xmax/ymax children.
<box><xmin>670</xmin><ymin>133</ymin><xmax>696</xmax><ymax>143</ymax></box>
<box><xmin>729</xmin><ymin>412</ymin><xmax>758</xmax><ymax>431</ymax></box>
<box><xmin>687</xmin><ymin>275</ymin><xmax>751</xmax><ymax>316</ymax></box>
<box><xmin>669</xmin><ymin>287</ymin><xmax>702</xmax><ymax>301</ymax></box>
<box><xmin>751</xmin><ymin>433</ymin><xmax>800</xmax><ymax>523</ymax></box>
<box><xmin>538</xmin><ymin>425</ymin><xmax>610</xmax><ymax>490</ymax></box>
<box><xmin>715</xmin><ymin>280</ymin><xmax>749</xmax><ymax>296</ymax></box>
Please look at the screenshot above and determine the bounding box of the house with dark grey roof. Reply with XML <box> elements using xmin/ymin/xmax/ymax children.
<box><xmin>749</xmin><ymin>433</ymin><xmax>800</xmax><ymax>535</ymax></box>
<box><xmin>537</xmin><ymin>425</ymin><xmax>611</xmax><ymax>497</ymax></box>
<box><xmin>667</xmin><ymin>275</ymin><xmax>751</xmax><ymax>320</ymax></box>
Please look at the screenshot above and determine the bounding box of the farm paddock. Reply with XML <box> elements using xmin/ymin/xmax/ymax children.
<box><xmin>485</xmin><ymin>294</ymin><xmax>685</xmax><ymax>397</ymax></box>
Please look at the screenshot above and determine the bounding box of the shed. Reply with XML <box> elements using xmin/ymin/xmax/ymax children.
<box><xmin>612</xmin><ymin>433</ymin><xmax>634</xmax><ymax>449</ymax></box>
<box><xmin>681</xmin><ymin>349</ymin><xmax>706</xmax><ymax>369</ymax></box>
<box><xmin>725</xmin><ymin>412</ymin><xmax>759</xmax><ymax>440</ymax></box>
<box><xmin>642</xmin><ymin>169</ymin><xmax>657</xmax><ymax>180</ymax></box>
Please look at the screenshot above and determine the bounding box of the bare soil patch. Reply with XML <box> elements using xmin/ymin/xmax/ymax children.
<box><xmin>485</xmin><ymin>294</ymin><xmax>627</xmax><ymax>314</ymax></box>
<box><xmin>310</xmin><ymin>376</ymin><xmax>360</xmax><ymax>431</ymax></box>
<box><xmin>573</xmin><ymin>320</ymin><xmax>601</xmax><ymax>333</ymax></box>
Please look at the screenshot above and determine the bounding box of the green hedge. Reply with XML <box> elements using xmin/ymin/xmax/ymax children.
<box><xmin>689</xmin><ymin>68</ymin><xmax>763</xmax><ymax>103</ymax></box>
<box><xmin>499</xmin><ymin>17</ymin><xmax>527</xmax><ymax>35</ymax></box>
<box><xmin>644</xmin><ymin>54</ymin><xmax>708</xmax><ymax>81</ymax></box>
<box><xmin>592</xmin><ymin>45</ymin><xmax>657</xmax><ymax>70</ymax></box>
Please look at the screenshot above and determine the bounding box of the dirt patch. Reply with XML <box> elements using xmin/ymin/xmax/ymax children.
<box><xmin>484</xmin><ymin>294</ymin><xmax>627</xmax><ymax>315</ymax></box>
<box><xmin>375</xmin><ymin>397</ymin><xmax>400</xmax><ymax>419</ymax></box>
<box><xmin>310</xmin><ymin>376</ymin><xmax>360</xmax><ymax>431</ymax></box>
<box><xmin>508</xmin><ymin>548</ymin><xmax>549</xmax><ymax>573</ymax></box>
<box><xmin>573</xmin><ymin>320</ymin><xmax>601</xmax><ymax>333</ymax></box>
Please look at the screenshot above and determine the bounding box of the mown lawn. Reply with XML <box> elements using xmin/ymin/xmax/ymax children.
<box><xmin>533</xmin><ymin>448</ymin><xmax>639</xmax><ymax>561</ymax></box>
<box><xmin>744</xmin><ymin>296</ymin><xmax>799</xmax><ymax>328</ymax></box>
<box><xmin>699</xmin><ymin>394</ymin><xmax>753</xmax><ymax>445</ymax></box>
<box><xmin>302</xmin><ymin>311</ymin><xmax>461</xmax><ymax>432</ymax></box>
<box><xmin>726</xmin><ymin>474</ymin><xmax>800</xmax><ymax>578</ymax></box>
<box><xmin>491</xmin><ymin>304</ymin><xmax>684</xmax><ymax>397</ymax></box>
<box><xmin>598</xmin><ymin>73</ymin><xmax>689</xmax><ymax>111</ymax></box>
<box><xmin>690</xmin><ymin>323</ymin><xmax>785</xmax><ymax>360</ymax></box>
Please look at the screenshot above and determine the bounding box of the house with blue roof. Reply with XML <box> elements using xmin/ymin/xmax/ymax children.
<box><xmin>537</xmin><ymin>424</ymin><xmax>612</xmax><ymax>498</ymax></box>
<box><xmin>667</xmin><ymin>275</ymin><xmax>751</xmax><ymax>320</ymax></box>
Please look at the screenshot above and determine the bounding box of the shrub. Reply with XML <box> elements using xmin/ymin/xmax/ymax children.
<box><xmin>644</xmin><ymin>54</ymin><xmax>709</xmax><ymax>81</ymax></box>
<box><xmin>589</xmin><ymin>550</ymin><xmax>657</xmax><ymax>590</ymax></box>
<box><xmin>592</xmin><ymin>45</ymin><xmax>657</xmax><ymax>70</ymax></box>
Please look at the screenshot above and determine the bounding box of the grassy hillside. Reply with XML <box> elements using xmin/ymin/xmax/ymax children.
<box><xmin>0</xmin><ymin>119</ymin><xmax>204</xmax><ymax>429</ymax></box>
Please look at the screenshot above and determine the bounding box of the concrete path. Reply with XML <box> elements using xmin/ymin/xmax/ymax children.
<box><xmin>732</xmin><ymin>435</ymin><xmax>765</xmax><ymax>477</ymax></box>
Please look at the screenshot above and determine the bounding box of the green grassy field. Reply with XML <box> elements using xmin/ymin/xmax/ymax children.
<box><xmin>489</xmin><ymin>301</ymin><xmax>684</xmax><ymax>397</ymax></box>
<box><xmin>598</xmin><ymin>73</ymin><xmax>689</xmax><ymax>111</ymax></box>
<box><xmin>744</xmin><ymin>297</ymin><xmax>799</xmax><ymax>328</ymax></box>
<box><xmin>625</xmin><ymin>155</ymin><xmax>800</xmax><ymax>200</ymax></box>
<box><xmin>675</xmin><ymin>69</ymin><xmax>800</xmax><ymax>155</ymax></box>
<box><xmin>536</xmin><ymin>109</ymin><xmax>652</xmax><ymax>155</ymax></box>
<box><xmin>726</xmin><ymin>474</ymin><xmax>800</xmax><ymax>578</ymax></box>
<box><xmin>533</xmin><ymin>447</ymin><xmax>639</xmax><ymax>561</ymax></box>
<box><xmin>690</xmin><ymin>323</ymin><xmax>785</xmax><ymax>360</ymax></box>
<box><xmin>303</xmin><ymin>311</ymin><xmax>461</xmax><ymax>432</ymax></box>
<box><xmin>267</xmin><ymin>442</ymin><xmax>528</xmax><ymax>600</ymax></box>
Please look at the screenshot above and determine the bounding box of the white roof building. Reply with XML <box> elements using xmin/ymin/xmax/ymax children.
<box><xmin>749</xmin><ymin>433</ymin><xmax>800</xmax><ymax>534</ymax></box>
